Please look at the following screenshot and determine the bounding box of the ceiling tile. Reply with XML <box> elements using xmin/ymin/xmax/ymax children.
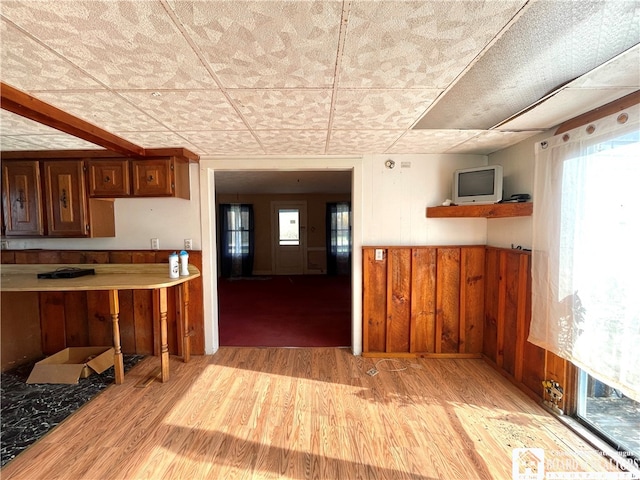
<box><xmin>0</xmin><ymin>19</ymin><xmax>103</xmax><ymax>91</ymax></box>
<box><xmin>169</xmin><ymin>0</ymin><xmax>343</xmax><ymax>88</ymax></box>
<box><xmin>0</xmin><ymin>0</ymin><xmax>216</xmax><ymax>89</ymax></box>
<box><xmin>447</xmin><ymin>130</ymin><xmax>543</xmax><ymax>155</ymax></box>
<box><xmin>1</xmin><ymin>109</ymin><xmax>63</xmax><ymax>135</ymax></box>
<box><xmin>328</xmin><ymin>130</ymin><xmax>403</xmax><ymax>154</ymax></box>
<box><xmin>388</xmin><ymin>130</ymin><xmax>480</xmax><ymax>153</ymax></box>
<box><xmin>0</xmin><ymin>0</ymin><xmax>636</xmax><ymax>157</ymax></box>
<box><xmin>340</xmin><ymin>0</ymin><xmax>528</xmax><ymax>88</ymax></box>
<box><xmin>414</xmin><ymin>0</ymin><xmax>640</xmax><ymax>129</ymax></box>
<box><xmin>1</xmin><ymin>134</ymin><xmax>102</xmax><ymax>150</ymax></box>
<box><xmin>332</xmin><ymin>89</ymin><xmax>439</xmax><ymax>129</ymax></box>
<box><xmin>0</xmin><ymin>136</ymin><xmax>43</xmax><ymax>150</ymax></box>
<box><xmin>112</xmin><ymin>130</ymin><xmax>203</xmax><ymax>153</ymax></box>
<box><xmin>570</xmin><ymin>44</ymin><xmax>640</xmax><ymax>89</ymax></box>
<box><xmin>228</xmin><ymin>89</ymin><xmax>333</xmax><ymax>130</ymax></box>
<box><xmin>497</xmin><ymin>87</ymin><xmax>638</xmax><ymax>131</ymax></box>
<box><xmin>35</xmin><ymin>91</ymin><xmax>166</xmax><ymax>132</ymax></box>
<box><xmin>118</xmin><ymin>90</ymin><xmax>246</xmax><ymax>131</ymax></box>
<box><xmin>0</xmin><ymin>110</ymin><xmax>103</xmax><ymax>149</ymax></box>
<box><xmin>180</xmin><ymin>130</ymin><xmax>264</xmax><ymax>156</ymax></box>
<box><xmin>257</xmin><ymin>130</ymin><xmax>328</xmax><ymax>155</ymax></box>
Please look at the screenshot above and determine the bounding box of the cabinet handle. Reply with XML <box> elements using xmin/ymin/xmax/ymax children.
<box><xmin>104</xmin><ymin>176</ymin><xmax>111</xmax><ymax>183</ymax></box>
<box><xmin>16</xmin><ymin>189</ymin><xmax>26</xmax><ymax>209</ymax></box>
<box><xmin>147</xmin><ymin>175</ymin><xmax>154</xmax><ymax>182</ymax></box>
<box><xmin>60</xmin><ymin>189</ymin><xmax>68</xmax><ymax>209</ymax></box>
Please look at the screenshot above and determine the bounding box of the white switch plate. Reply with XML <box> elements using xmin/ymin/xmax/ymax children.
<box><xmin>151</xmin><ymin>238</ymin><xmax>160</xmax><ymax>250</ymax></box>
<box><xmin>375</xmin><ymin>249</ymin><xmax>384</xmax><ymax>261</ymax></box>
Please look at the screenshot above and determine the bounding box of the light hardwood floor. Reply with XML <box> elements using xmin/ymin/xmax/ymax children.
<box><xmin>1</xmin><ymin>348</ymin><xmax>624</xmax><ymax>479</ymax></box>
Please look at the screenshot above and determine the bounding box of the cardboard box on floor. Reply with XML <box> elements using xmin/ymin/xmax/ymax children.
<box><xmin>26</xmin><ymin>346</ymin><xmax>115</xmax><ymax>384</ymax></box>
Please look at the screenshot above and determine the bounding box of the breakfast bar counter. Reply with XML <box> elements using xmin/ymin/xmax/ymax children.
<box><xmin>1</xmin><ymin>263</ymin><xmax>201</xmax><ymax>384</ymax></box>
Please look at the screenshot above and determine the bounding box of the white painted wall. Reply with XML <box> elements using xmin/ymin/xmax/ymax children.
<box><xmin>3</xmin><ymin>164</ymin><xmax>202</xmax><ymax>252</ymax></box>
<box><xmin>362</xmin><ymin>154</ymin><xmax>487</xmax><ymax>246</ymax></box>
<box><xmin>487</xmin><ymin>131</ymin><xmax>550</xmax><ymax>249</ymax></box>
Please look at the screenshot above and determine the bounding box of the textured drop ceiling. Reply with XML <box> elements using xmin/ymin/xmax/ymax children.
<box><xmin>0</xmin><ymin>0</ymin><xmax>638</xmax><ymax>156</ymax></box>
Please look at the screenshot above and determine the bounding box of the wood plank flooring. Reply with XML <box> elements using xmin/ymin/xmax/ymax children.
<box><xmin>1</xmin><ymin>348</ymin><xmax>626</xmax><ymax>479</ymax></box>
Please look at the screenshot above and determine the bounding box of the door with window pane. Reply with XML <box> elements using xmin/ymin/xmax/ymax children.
<box><xmin>272</xmin><ymin>201</ymin><xmax>306</xmax><ymax>274</ymax></box>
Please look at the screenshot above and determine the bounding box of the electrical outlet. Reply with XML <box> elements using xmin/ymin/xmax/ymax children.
<box><xmin>151</xmin><ymin>238</ymin><xmax>160</xmax><ymax>250</ymax></box>
<box><xmin>184</xmin><ymin>238</ymin><xmax>193</xmax><ymax>250</ymax></box>
<box><xmin>1</xmin><ymin>240</ymin><xmax>8</xmax><ymax>250</ymax></box>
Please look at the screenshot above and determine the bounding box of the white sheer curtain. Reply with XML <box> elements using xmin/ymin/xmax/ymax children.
<box><xmin>530</xmin><ymin>105</ymin><xmax>640</xmax><ymax>402</ymax></box>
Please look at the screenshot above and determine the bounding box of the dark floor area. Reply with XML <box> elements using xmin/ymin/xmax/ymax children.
<box><xmin>1</xmin><ymin>355</ymin><xmax>144</xmax><ymax>467</ymax></box>
<box><xmin>218</xmin><ymin>275</ymin><xmax>352</xmax><ymax>347</ymax></box>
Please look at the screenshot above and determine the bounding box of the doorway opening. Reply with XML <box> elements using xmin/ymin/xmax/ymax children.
<box><xmin>214</xmin><ymin>170</ymin><xmax>352</xmax><ymax>348</ymax></box>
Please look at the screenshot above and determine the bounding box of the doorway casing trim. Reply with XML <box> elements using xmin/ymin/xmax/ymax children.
<box><xmin>199</xmin><ymin>157</ymin><xmax>363</xmax><ymax>356</ymax></box>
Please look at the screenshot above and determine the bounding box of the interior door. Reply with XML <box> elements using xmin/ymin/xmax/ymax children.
<box><xmin>272</xmin><ymin>201</ymin><xmax>306</xmax><ymax>275</ymax></box>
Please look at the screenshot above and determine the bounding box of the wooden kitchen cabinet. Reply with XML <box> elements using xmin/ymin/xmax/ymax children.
<box><xmin>2</xmin><ymin>161</ymin><xmax>44</xmax><ymax>236</ymax></box>
<box><xmin>132</xmin><ymin>157</ymin><xmax>190</xmax><ymax>199</ymax></box>
<box><xmin>43</xmin><ymin>160</ymin><xmax>89</xmax><ymax>236</ymax></box>
<box><xmin>87</xmin><ymin>159</ymin><xmax>130</xmax><ymax>197</ymax></box>
<box><xmin>4</xmin><ymin>150</ymin><xmax>194</xmax><ymax>201</ymax></box>
<box><xmin>1</xmin><ymin>159</ymin><xmax>115</xmax><ymax>238</ymax></box>
<box><xmin>42</xmin><ymin>160</ymin><xmax>115</xmax><ymax>237</ymax></box>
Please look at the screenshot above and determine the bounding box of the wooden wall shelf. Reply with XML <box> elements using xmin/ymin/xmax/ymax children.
<box><xmin>426</xmin><ymin>202</ymin><xmax>533</xmax><ymax>218</ymax></box>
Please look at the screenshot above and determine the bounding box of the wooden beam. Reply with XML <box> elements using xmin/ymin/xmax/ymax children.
<box><xmin>1</xmin><ymin>82</ymin><xmax>147</xmax><ymax>158</ymax></box>
<box><xmin>555</xmin><ymin>89</ymin><xmax>640</xmax><ymax>134</ymax></box>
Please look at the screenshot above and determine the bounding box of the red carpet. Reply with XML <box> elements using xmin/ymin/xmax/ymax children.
<box><xmin>218</xmin><ymin>275</ymin><xmax>351</xmax><ymax>347</ymax></box>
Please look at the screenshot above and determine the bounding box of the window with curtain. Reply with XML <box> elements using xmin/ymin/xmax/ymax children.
<box><xmin>326</xmin><ymin>202</ymin><xmax>351</xmax><ymax>276</ymax></box>
<box><xmin>530</xmin><ymin>107</ymin><xmax>640</xmax><ymax>405</ymax></box>
<box><xmin>218</xmin><ymin>204</ymin><xmax>254</xmax><ymax>278</ymax></box>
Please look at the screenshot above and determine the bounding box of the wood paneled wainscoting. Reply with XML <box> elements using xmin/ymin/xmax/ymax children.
<box><xmin>363</xmin><ymin>246</ymin><xmax>485</xmax><ymax>357</ymax></box>
<box><xmin>0</xmin><ymin>250</ymin><xmax>204</xmax><ymax>372</ymax></box>
<box><xmin>483</xmin><ymin>246</ymin><xmax>576</xmax><ymax>414</ymax></box>
<box><xmin>363</xmin><ymin>246</ymin><xmax>576</xmax><ymax>410</ymax></box>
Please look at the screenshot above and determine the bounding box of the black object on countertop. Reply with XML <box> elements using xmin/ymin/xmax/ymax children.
<box><xmin>37</xmin><ymin>267</ymin><xmax>96</xmax><ymax>279</ymax></box>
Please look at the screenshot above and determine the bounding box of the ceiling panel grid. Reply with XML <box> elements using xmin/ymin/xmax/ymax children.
<box><xmin>0</xmin><ymin>0</ymin><xmax>637</xmax><ymax>156</ymax></box>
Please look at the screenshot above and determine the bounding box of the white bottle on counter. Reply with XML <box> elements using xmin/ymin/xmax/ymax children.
<box><xmin>169</xmin><ymin>252</ymin><xmax>179</xmax><ymax>278</ymax></box>
<box><xmin>179</xmin><ymin>250</ymin><xmax>189</xmax><ymax>276</ymax></box>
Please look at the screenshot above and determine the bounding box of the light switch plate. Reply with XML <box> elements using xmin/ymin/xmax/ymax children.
<box><xmin>375</xmin><ymin>249</ymin><xmax>384</xmax><ymax>261</ymax></box>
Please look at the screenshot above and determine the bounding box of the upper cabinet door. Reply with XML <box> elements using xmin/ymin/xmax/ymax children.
<box><xmin>2</xmin><ymin>161</ymin><xmax>44</xmax><ymax>236</ymax></box>
<box><xmin>87</xmin><ymin>159</ymin><xmax>130</xmax><ymax>197</ymax></box>
<box><xmin>132</xmin><ymin>158</ymin><xmax>174</xmax><ymax>196</ymax></box>
<box><xmin>43</xmin><ymin>160</ymin><xmax>88</xmax><ymax>237</ymax></box>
